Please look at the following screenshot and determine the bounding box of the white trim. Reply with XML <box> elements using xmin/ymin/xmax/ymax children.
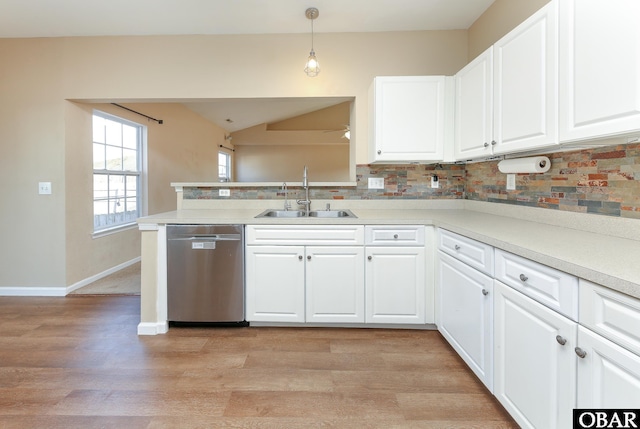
<box><xmin>137</xmin><ymin>321</ymin><xmax>168</xmax><ymax>335</ymax></box>
<box><xmin>156</xmin><ymin>225</ymin><xmax>168</xmax><ymax>325</ymax></box>
<box><xmin>0</xmin><ymin>287</ymin><xmax>67</xmax><ymax>297</ymax></box>
<box><xmin>92</xmin><ymin>223</ymin><xmax>138</xmax><ymax>239</ymax></box>
<box><xmin>65</xmin><ymin>257</ymin><xmax>141</xmax><ymax>295</ymax></box>
<box><xmin>138</xmin><ymin>223</ymin><xmax>159</xmax><ymax>231</ymax></box>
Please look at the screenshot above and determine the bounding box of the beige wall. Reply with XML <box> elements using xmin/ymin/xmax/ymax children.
<box><xmin>0</xmin><ymin>30</ymin><xmax>468</xmax><ymax>289</ymax></box>
<box><xmin>234</xmin><ymin>144</ymin><xmax>349</xmax><ymax>182</ymax></box>
<box><xmin>467</xmin><ymin>0</ymin><xmax>551</xmax><ymax>60</ymax></box>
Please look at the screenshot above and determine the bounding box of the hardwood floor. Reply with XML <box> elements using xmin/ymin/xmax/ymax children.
<box><xmin>0</xmin><ymin>296</ymin><xmax>518</xmax><ymax>428</ymax></box>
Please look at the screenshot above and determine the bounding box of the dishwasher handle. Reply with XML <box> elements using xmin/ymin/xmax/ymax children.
<box><xmin>168</xmin><ymin>234</ymin><xmax>242</xmax><ymax>242</ymax></box>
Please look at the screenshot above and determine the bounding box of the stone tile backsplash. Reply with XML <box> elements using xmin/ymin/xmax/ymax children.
<box><xmin>184</xmin><ymin>142</ymin><xmax>640</xmax><ymax>219</ymax></box>
<box><xmin>465</xmin><ymin>142</ymin><xmax>640</xmax><ymax>219</ymax></box>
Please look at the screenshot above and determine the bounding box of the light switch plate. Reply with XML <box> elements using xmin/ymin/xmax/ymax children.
<box><xmin>218</xmin><ymin>189</ymin><xmax>230</xmax><ymax>197</ymax></box>
<box><xmin>368</xmin><ymin>177</ymin><xmax>384</xmax><ymax>189</ymax></box>
<box><xmin>431</xmin><ymin>176</ymin><xmax>439</xmax><ymax>189</ymax></box>
<box><xmin>38</xmin><ymin>182</ymin><xmax>52</xmax><ymax>195</ymax></box>
<box><xmin>506</xmin><ymin>174</ymin><xmax>516</xmax><ymax>190</ymax></box>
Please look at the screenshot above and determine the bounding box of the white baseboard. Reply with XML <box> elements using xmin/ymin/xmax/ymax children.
<box><xmin>0</xmin><ymin>287</ymin><xmax>67</xmax><ymax>297</ymax></box>
<box><xmin>65</xmin><ymin>257</ymin><xmax>141</xmax><ymax>295</ymax></box>
<box><xmin>137</xmin><ymin>321</ymin><xmax>168</xmax><ymax>335</ymax></box>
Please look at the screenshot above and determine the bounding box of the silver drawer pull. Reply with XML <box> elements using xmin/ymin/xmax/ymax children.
<box><xmin>298</xmin><ymin>255</ymin><xmax>303</xmax><ymax>260</ymax></box>
<box><xmin>482</xmin><ymin>289</ymin><xmax>489</xmax><ymax>296</ymax></box>
<box><xmin>367</xmin><ymin>255</ymin><xmax>372</xmax><ymax>261</ymax></box>
<box><xmin>519</xmin><ymin>274</ymin><xmax>528</xmax><ymax>282</ymax></box>
<box><xmin>393</xmin><ymin>234</ymin><xmax>398</xmax><ymax>239</ymax></box>
<box><xmin>483</xmin><ymin>142</ymin><xmax>489</xmax><ymax>148</ymax></box>
<box><xmin>454</xmin><ymin>245</ymin><xmax>461</xmax><ymax>250</ymax></box>
<box><xmin>307</xmin><ymin>255</ymin><xmax>312</xmax><ymax>260</ymax></box>
<box><xmin>575</xmin><ymin>347</ymin><xmax>587</xmax><ymax>358</ymax></box>
<box><xmin>556</xmin><ymin>335</ymin><xmax>567</xmax><ymax>346</ymax></box>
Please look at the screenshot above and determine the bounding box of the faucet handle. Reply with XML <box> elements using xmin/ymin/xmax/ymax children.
<box><xmin>326</xmin><ymin>203</ymin><xmax>331</xmax><ymax>211</ymax></box>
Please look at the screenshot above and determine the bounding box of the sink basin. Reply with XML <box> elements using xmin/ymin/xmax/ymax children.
<box><xmin>308</xmin><ymin>210</ymin><xmax>356</xmax><ymax>218</ymax></box>
<box><xmin>255</xmin><ymin>210</ymin><xmax>306</xmax><ymax>218</ymax></box>
<box><xmin>255</xmin><ymin>209</ymin><xmax>357</xmax><ymax>219</ymax></box>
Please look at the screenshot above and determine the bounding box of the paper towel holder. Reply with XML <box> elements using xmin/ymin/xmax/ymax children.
<box><xmin>498</xmin><ymin>156</ymin><xmax>551</xmax><ymax>174</ymax></box>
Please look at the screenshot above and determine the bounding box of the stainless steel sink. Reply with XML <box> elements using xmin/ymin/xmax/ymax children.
<box><xmin>255</xmin><ymin>209</ymin><xmax>357</xmax><ymax>219</ymax></box>
<box><xmin>308</xmin><ymin>210</ymin><xmax>356</xmax><ymax>218</ymax></box>
<box><xmin>255</xmin><ymin>210</ymin><xmax>306</xmax><ymax>218</ymax></box>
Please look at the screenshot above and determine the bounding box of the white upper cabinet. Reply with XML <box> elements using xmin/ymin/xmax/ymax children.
<box><xmin>369</xmin><ymin>76</ymin><xmax>453</xmax><ymax>163</ymax></box>
<box><xmin>493</xmin><ymin>0</ymin><xmax>558</xmax><ymax>154</ymax></box>
<box><xmin>455</xmin><ymin>1</ymin><xmax>558</xmax><ymax>160</ymax></box>
<box><xmin>454</xmin><ymin>47</ymin><xmax>494</xmax><ymax>160</ymax></box>
<box><xmin>559</xmin><ymin>0</ymin><xmax>640</xmax><ymax>142</ymax></box>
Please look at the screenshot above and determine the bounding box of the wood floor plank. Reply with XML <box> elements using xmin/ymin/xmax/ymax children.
<box><xmin>0</xmin><ymin>296</ymin><xmax>517</xmax><ymax>427</ymax></box>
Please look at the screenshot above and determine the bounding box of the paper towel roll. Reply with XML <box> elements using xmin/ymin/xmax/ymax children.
<box><xmin>498</xmin><ymin>156</ymin><xmax>551</xmax><ymax>174</ymax></box>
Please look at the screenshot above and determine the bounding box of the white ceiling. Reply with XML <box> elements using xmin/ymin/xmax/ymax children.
<box><xmin>2</xmin><ymin>0</ymin><xmax>495</xmax><ymax>133</ymax></box>
<box><xmin>0</xmin><ymin>0</ymin><xmax>495</xmax><ymax>38</ymax></box>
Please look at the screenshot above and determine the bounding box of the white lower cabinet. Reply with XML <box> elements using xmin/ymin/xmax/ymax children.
<box><xmin>365</xmin><ymin>246</ymin><xmax>425</xmax><ymax>324</ymax></box>
<box><xmin>494</xmin><ymin>280</ymin><xmax>577</xmax><ymax>429</ymax></box>
<box><xmin>306</xmin><ymin>246</ymin><xmax>365</xmax><ymax>323</ymax></box>
<box><xmin>437</xmin><ymin>251</ymin><xmax>494</xmax><ymax>391</ymax></box>
<box><xmin>576</xmin><ymin>325</ymin><xmax>640</xmax><ymax>408</ymax></box>
<box><xmin>245</xmin><ymin>245</ymin><xmax>306</xmax><ymax>322</ymax></box>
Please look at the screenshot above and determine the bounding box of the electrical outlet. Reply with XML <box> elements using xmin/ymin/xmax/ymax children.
<box><xmin>368</xmin><ymin>177</ymin><xmax>384</xmax><ymax>189</ymax></box>
<box><xmin>38</xmin><ymin>182</ymin><xmax>52</xmax><ymax>195</ymax></box>
<box><xmin>431</xmin><ymin>175</ymin><xmax>439</xmax><ymax>189</ymax></box>
<box><xmin>218</xmin><ymin>189</ymin><xmax>230</xmax><ymax>197</ymax></box>
<box><xmin>506</xmin><ymin>174</ymin><xmax>516</xmax><ymax>190</ymax></box>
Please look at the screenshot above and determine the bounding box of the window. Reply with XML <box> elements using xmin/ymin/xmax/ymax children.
<box><xmin>92</xmin><ymin>111</ymin><xmax>144</xmax><ymax>232</ymax></box>
<box><xmin>219</xmin><ymin>151</ymin><xmax>231</xmax><ymax>182</ymax></box>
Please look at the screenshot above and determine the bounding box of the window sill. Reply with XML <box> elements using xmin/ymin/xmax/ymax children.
<box><xmin>93</xmin><ymin>223</ymin><xmax>138</xmax><ymax>239</ymax></box>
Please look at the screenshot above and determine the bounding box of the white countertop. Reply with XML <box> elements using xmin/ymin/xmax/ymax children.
<box><xmin>138</xmin><ymin>201</ymin><xmax>640</xmax><ymax>300</ymax></box>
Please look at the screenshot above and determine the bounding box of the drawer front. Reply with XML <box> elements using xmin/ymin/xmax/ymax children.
<box><xmin>437</xmin><ymin>229</ymin><xmax>494</xmax><ymax>276</ymax></box>
<box><xmin>365</xmin><ymin>225</ymin><xmax>425</xmax><ymax>246</ymax></box>
<box><xmin>580</xmin><ymin>279</ymin><xmax>640</xmax><ymax>356</ymax></box>
<box><xmin>246</xmin><ymin>225</ymin><xmax>364</xmax><ymax>246</ymax></box>
<box><xmin>495</xmin><ymin>249</ymin><xmax>578</xmax><ymax>320</ymax></box>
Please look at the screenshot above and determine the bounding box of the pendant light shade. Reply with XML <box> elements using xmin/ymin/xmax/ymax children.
<box><xmin>304</xmin><ymin>8</ymin><xmax>320</xmax><ymax>77</ymax></box>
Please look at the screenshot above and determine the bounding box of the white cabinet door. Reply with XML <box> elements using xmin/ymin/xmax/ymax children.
<box><xmin>306</xmin><ymin>246</ymin><xmax>365</xmax><ymax>323</ymax></box>
<box><xmin>365</xmin><ymin>246</ymin><xmax>426</xmax><ymax>324</ymax></box>
<box><xmin>494</xmin><ymin>280</ymin><xmax>577</xmax><ymax>429</ymax></box>
<box><xmin>493</xmin><ymin>1</ymin><xmax>558</xmax><ymax>154</ymax></box>
<box><xmin>454</xmin><ymin>47</ymin><xmax>494</xmax><ymax>160</ymax></box>
<box><xmin>369</xmin><ymin>76</ymin><xmax>451</xmax><ymax>163</ymax></box>
<box><xmin>437</xmin><ymin>252</ymin><xmax>493</xmax><ymax>390</ymax></box>
<box><xmin>559</xmin><ymin>0</ymin><xmax>640</xmax><ymax>142</ymax></box>
<box><xmin>576</xmin><ymin>326</ymin><xmax>640</xmax><ymax>408</ymax></box>
<box><xmin>245</xmin><ymin>245</ymin><xmax>305</xmax><ymax>322</ymax></box>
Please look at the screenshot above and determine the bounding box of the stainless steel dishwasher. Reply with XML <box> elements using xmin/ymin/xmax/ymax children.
<box><xmin>167</xmin><ymin>224</ymin><xmax>245</xmax><ymax>324</ymax></box>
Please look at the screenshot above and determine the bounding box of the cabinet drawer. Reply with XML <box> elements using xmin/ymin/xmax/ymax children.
<box><xmin>495</xmin><ymin>249</ymin><xmax>578</xmax><ymax>320</ymax></box>
<box><xmin>437</xmin><ymin>229</ymin><xmax>494</xmax><ymax>276</ymax></box>
<box><xmin>580</xmin><ymin>279</ymin><xmax>640</xmax><ymax>356</ymax></box>
<box><xmin>246</xmin><ymin>225</ymin><xmax>364</xmax><ymax>246</ymax></box>
<box><xmin>365</xmin><ymin>225</ymin><xmax>425</xmax><ymax>246</ymax></box>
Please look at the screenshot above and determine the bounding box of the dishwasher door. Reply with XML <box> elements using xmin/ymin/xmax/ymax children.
<box><xmin>167</xmin><ymin>224</ymin><xmax>245</xmax><ymax>323</ymax></box>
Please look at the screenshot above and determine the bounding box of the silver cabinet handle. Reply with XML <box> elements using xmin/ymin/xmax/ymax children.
<box><xmin>298</xmin><ymin>255</ymin><xmax>303</xmax><ymax>260</ymax></box>
<box><xmin>556</xmin><ymin>335</ymin><xmax>567</xmax><ymax>346</ymax></box>
<box><xmin>454</xmin><ymin>245</ymin><xmax>461</xmax><ymax>250</ymax></box>
<box><xmin>575</xmin><ymin>347</ymin><xmax>587</xmax><ymax>358</ymax></box>
<box><xmin>491</xmin><ymin>140</ymin><xmax>497</xmax><ymax>146</ymax></box>
<box><xmin>519</xmin><ymin>274</ymin><xmax>528</xmax><ymax>282</ymax></box>
<box><xmin>482</xmin><ymin>289</ymin><xmax>489</xmax><ymax>296</ymax></box>
<box><xmin>377</xmin><ymin>150</ymin><xmax>382</xmax><ymax>155</ymax></box>
<box><xmin>307</xmin><ymin>255</ymin><xmax>312</xmax><ymax>260</ymax></box>
<box><xmin>483</xmin><ymin>142</ymin><xmax>489</xmax><ymax>148</ymax></box>
<box><xmin>367</xmin><ymin>255</ymin><xmax>372</xmax><ymax>261</ymax></box>
<box><xmin>393</xmin><ymin>234</ymin><xmax>398</xmax><ymax>239</ymax></box>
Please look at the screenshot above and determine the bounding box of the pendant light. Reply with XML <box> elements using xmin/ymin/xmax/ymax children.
<box><xmin>304</xmin><ymin>7</ymin><xmax>320</xmax><ymax>77</ymax></box>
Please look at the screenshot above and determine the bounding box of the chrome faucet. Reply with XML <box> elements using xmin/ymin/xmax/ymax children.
<box><xmin>296</xmin><ymin>165</ymin><xmax>311</xmax><ymax>215</ymax></box>
<box><xmin>282</xmin><ymin>182</ymin><xmax>291</xmax><ymax>211</ymax></box>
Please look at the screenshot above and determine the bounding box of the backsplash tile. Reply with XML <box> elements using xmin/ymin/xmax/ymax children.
<box><xmin>183</xmin><ymin>142</ymin><xmax>639</xmax><ymax>219</ymax></box>
<box><xmin>465</xmin><ymin>142</ymin><xmax>640</xmax><ymax>219</ymax></box>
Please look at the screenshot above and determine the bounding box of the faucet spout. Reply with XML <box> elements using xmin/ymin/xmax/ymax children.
<box><xmin>296</xmin><ymin>165</ymin><xmax>311</xmax><ymax>215</ymax></box>
<box><xmin>282</xmin><ymin>182</ymin><xmax>290</xmax><ymax>211</ymax></box>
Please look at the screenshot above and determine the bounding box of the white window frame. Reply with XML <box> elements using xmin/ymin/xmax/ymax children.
<box><xmin>219</xmin><ymin>151</ymin><xmax>232</xmax><ymax>182</ymax></box>
<box><xmin>92</xmin><ymin>110</ymin><xmax>146</xmax><ymax>235</ymax></box>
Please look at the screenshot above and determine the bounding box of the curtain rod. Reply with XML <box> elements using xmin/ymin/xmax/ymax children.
<box><xmin>219</xmin><ymin>144</ymin><xmax>235</xmax><ymax>152</ymax></box>
<box><xmin>111</xmin><ymin>103</ymin><xmax>163</xmax><ymax>124</ymax></box>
